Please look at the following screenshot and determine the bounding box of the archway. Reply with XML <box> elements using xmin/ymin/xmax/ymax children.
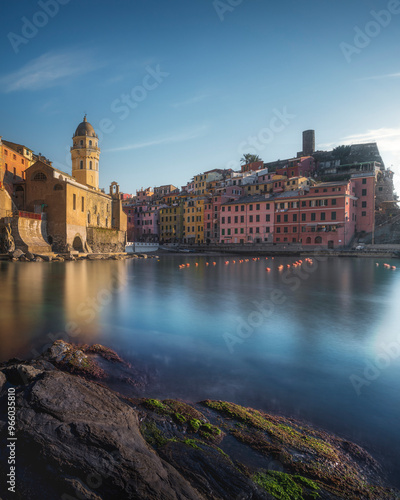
<box><xmin>315</xmin><ymin>236</ymin><xmax>322</xmax><ymax>244</ymax></box>
<box><xmin>306</xmin><ymin>237</ymin><xmax>311</xmax><ymax>244</ymax></box>
<box><xmin>72</xmin><ymin>236</ymin><xmax>84</xmax><ymax>252</ymax></box>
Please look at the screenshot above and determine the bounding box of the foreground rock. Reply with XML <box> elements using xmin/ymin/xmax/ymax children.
<box><xmin>0</xmin><ymin>343</ymin><xmax>399</xmax><ymax>500</ymax></box>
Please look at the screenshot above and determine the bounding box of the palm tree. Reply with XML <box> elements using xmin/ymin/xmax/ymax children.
<box><xmin>240</xmin><ymin>153</ymin><xmax>261</xmax><ymax>165</ymax></box>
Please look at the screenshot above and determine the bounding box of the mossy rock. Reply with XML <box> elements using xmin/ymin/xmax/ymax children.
<box><xmin>253</xmin><ymin>471</ymin><xmax>320</xmax><ymax>500</ymax></box>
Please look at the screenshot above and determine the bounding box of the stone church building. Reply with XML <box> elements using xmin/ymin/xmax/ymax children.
<box><xmin>22</xmin><ymin>116</ymin><xmax>127</xmax><ymax>253</ymax></box>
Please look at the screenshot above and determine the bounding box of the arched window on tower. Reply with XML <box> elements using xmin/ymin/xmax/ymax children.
<box><xmin>87</xmin><ymin>212</ymin><xmax>91</xmax><ymax>225</ymax></box>
<box><xmin>80</xmin><ymin>140</ymin><xmax>83</xmax><ymax>146</ymax></box>
<box><xmin>97</xmin><ymin>214</ymin><xmax>100</xmax><ymax>226</ymax></box>
<box><xmin>89</xmin><ymin>161</ymin><xmax>92</xmax><ymax>170</ymax></box>
<box><xmin>80</xmin><ymin>160</ymin><xmax>83</xmax><ymax>169</ymax></box>
<box><xmin>89</xmin><ymin>140</ymin><xmax>92</xmax><ymax>146</ymax></box>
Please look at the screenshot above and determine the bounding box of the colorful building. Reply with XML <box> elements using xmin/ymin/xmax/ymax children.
<box><xmin>273</xmin><ymin>181</ymin><xmax>357</xmax><ymax>248</ymax></box>
<box><xmin>220</xmin><ymin>195</ymin><xmax>275</xmax><ymax>244</ymax></box>
<box><xmin>183</xmin><ymin>197</ymin><xmax>205</xmax><ymax>243</ymax></box>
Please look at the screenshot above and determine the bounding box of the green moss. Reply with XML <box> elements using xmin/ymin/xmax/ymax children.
<box><xmin>183</xmin><ymin>439</ymin><xmax>201</xmax><ymax>449</ymax></box>
<box><xmin>198</xmin><ymin>422</ymin><xmax>222</xmax><ymax>441</ymax></box>
<box><xmin>189</xmin><ymin>419</ymin><xmax>202</xmax><ymax>431</ymax></box>
<box><xmin>253</xmin><ymin>471</ymin><xmax>319</xmax><ymax>500</ymax></box>
<box><xmin>142</xmin><ymin>398</ymin><xmax>170</xmax><ymax>414</ymax></box>
<box><xmin>174</xmin><ymin>413</ymin><xmax>187</xmax><ymax>424</ymax></box>
<box><xmin>140</xmin><ymin>421</ymin><xmax>168</xmax><ymax>447</ymax></box>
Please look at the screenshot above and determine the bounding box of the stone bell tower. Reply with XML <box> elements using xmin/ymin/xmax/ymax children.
<box><xmin>71</xmin><ymin>115</ymin><xmax>100</xmax><ymax>190</ymax></box>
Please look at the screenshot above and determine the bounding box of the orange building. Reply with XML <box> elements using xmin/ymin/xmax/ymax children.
<box><xmin>0</xmin><ymin>138</ymin><xmax>33</xmax><ymax>194</ymax></box>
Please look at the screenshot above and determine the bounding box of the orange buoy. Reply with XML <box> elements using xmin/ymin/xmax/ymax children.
<box><xmin>392</xmin><ymin>266</ymin><xmax>396</xmax><ymax>270</ymax></box>
<box><xmin>266</xmin><ymin>267</ymin><xmax>271</xmax><ymax>272</ymax></box>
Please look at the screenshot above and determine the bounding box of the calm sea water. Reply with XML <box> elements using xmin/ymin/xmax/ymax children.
<box><xmin>1</xmin><ymin>255</ymin><xmax>400</xmax><ymax>486</ymax></box>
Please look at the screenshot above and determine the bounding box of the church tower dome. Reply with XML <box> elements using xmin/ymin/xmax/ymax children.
<box><xmin>71</xmin><ymin>115</ymin><xmax>100</xmax><ymax>190</ymax></box>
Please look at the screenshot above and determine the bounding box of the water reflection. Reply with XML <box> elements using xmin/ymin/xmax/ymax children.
<box><xmin>1</xmin><ymin>256</ymin><xmax>400</xmax><ymax>486</ymax></box>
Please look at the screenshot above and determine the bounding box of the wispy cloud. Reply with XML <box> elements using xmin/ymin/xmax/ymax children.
<box><xmin>358</xmin><ymin>72</ymin><xmax>400</xmax><ymax>81</ymax></box>
<box><xmin>0</xmin><ymin>50</ymin><xmax>103</xmax><ymax>92</ymax></box>
<box><xmin>104</xmin><ymin>126</ymin><xmax>208</xmax><ymax>153</ymax></box>
<box><xmin>170</xmin><ymin>94</ymin><xmax>208</xmax><ymax>108</ymax></box>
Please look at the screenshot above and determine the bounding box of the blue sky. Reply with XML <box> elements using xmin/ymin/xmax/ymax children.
<box><xmin>1</xmin><ymin>0</ymin><xmax>399</xmax><ymax>194</ymax></box>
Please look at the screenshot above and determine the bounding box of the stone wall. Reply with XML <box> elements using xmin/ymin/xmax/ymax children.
<box><xmin>87</xmin><ymin>227</ymin><xmax>126</xmax><ymax>253</ymax></box>
<box><xmin>10</xmin><ymin>216</ymin><xmax>52</xmax><ymax>253</ymax></box>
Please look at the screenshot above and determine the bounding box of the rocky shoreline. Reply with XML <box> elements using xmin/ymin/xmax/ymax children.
<box><xmin>0</xmin><ymin>341</ymin><xmax>399</xmax><ymax>500</ymax></box>
<box><xmin>1</xmin><ymin>249</ymin><xmax>160</xmax><ymax>262</ymax></box>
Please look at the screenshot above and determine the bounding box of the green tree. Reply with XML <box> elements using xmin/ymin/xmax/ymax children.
<box><xmin>240</xmin><ymin>153</ymin><xmax>261</xmax><ymax>165</ymax></box>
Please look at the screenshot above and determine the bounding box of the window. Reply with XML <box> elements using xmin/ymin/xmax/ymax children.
<box><xmin>235</xmin><ymin>206</ymin><xmax>239</xmax><ymax>212</ymax></box>
<box><xmin>266</xmin><ymin>214</ymin><xmax>270</xmax><ymax>222</ymax></box>
<box><xmin>277</xmin><ymin>215</ymin><xmax>281</xmax><ymax>223</ymax></box>
<box><xmin>54</xmin><ymin>184</ymin><xmax>63</xmax><ymax>191</ymax></box>
<box><xmin>222</xmin><ymin>217</ymin><xmax>225</xmax><ymax>224</ymax></box>
<box><xmin>89</xmin><ymin>161</ymin><xmax>92</xmax><ymax>170</ymax></box>
<box><xmin>293</xmin><ymin>227</ymin><xmax>297</xmax><ymax>233</ymax></box>
<box><xmin>362</xmin><ymin>178</ymin><xmax>367</xmax><ymax>184</ymax></box>
<box><xmin>332</xmin><ymin>212</ymin><xmax>336</xmax><ymax>220</ymax></box>
<box><xmin>241</xmin><ymin>205</ymin><xmax>245</xmax><ymax>211</ymax></box>
<box><xmin>256</xmin><ymin>204</ymin><xmax>260</xmax><ymax>210</ymax></box>
<box><xmin>276</xmin><ymin>227</ymin><xmax>281</xmax><ymax>233</ymax></box>
<box><xmin>311</xmin><ymin>213</ymin><xmax>316</xmax><ymax>221</ymax></box>
<box><xmin>302</xmin><ymin>201</ymin><xmax>306</xmax><ymax>207</ymax></box>
<box><xmin>227</xmin><ymin>229</ymin><xmax>231</xmax><ymax>235</ymax></box>
<box><xmin>249</xmin><ymin>215</ymin><xmax>253</xmax><ymax>222</ymax></box>
<box><xmin>240</xmin><ymin>228</ymin><xmax>244</xmax><ymax>234</ymax></box>
<box><xmin>249</xmin><ymin>204</ymin><xmax>253</xmax><ymax>211</ymax></box>
<box><xmin>266</xmin><ymin>203</ymin><xmax>270</xmax><ymax>209</ymax></box>
<box><xmin>80</xmin><ymin>160</ymin><xmax>83</xmax><ymax>169</ymax></box>
<box><xmin>256</xmin><ymin>227</ymin><xmax>260</xmax><ymax>233</ymax></box>
<box><xmin>321</xmin><ymin>212</ymin><xmax>326</xmax><ymax>221</ymax></box>
<box><xmin>73</xmin><ymin>194</ymin><xmax>76</xmax><ymax>210</ymax></box>
<box><xmin>265</xmin><ymin>227</ymin><xmax>270</xmax><ymax>233</ymax></box>
<box><xmin>249</xmin><ymin>227</ymin><xmax>253</xmax><ymax>234</ymax></box>
<box><xmin>362</xmin><ymin>189</ymin><xmax>367</xmax><ymax>196</ymax></box>
<box><xmin>89</xmin><ymin>140</ymin><xmax>92</xmax><ymax>146</ymax></box>
<box><xmin>240</xmin><ymin>216</ymin><xmax>244</xmax><ymax>223</ymax></box>
<box><xmin>222</xmin><ymin>229</ymin><xmax>225</xmax><ymax>235</ymax></box>
<box><xmin>331</xmin><ymin>199</ymin><xmax>336</xmax><ymax>206</ymax></box>
<box><xmin>284</xmin><ymin>214</ymin><xmax>288</xmax><ymax>222</ymax></box>
<box><xmin>32</xmin><ymin>172</ymin><xmax>47</xmax><ymax>181</ymax></box>
<box><xmin>284</xmin><ymin>227</ymin><xmax>288</xmax><ymax>233</ymax></box>
<box><xmin>228</xmin><ymin>217</ymin><xmax>231</xmax><ymax>223</ymax></box>
<box><xmin>81</xmin><ymin>197</ymin><xmax>84</xmax><ymax>212</ymax></box>
<box><xmin>362</xmin><ymin>201</ymin><xmax>367</xmax><ymax>208</ymax></box>
<box><xmin>293</xmin><ymin>214</ymin><xmax>297</xmax><ymax>222</ymax></box>
<box><xmin>234</xmin><ymin>216</ymin><xmax>238</xmax><ymax>223</ymax></box>
<box><xmin>301</xmin><ymin>213</ymin><xmax>306</xmax><ymax>221</ymax></box>
<box><xmin>362</xmin><ymin>211</ymin><xmax>367</xmax><ymax>216</ymax></box>
<box><xmin>256</xmin><ymin>215</ymin><xmax>260</xmax><ymax>222</ymax></box>
<box><xmin>234</xmin><ymin>228</ymin><xmax>238</xmax><ymax>234</ymax></box>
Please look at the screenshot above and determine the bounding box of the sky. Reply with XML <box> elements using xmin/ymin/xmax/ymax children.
<box><xmin>0</xmin><ymin>0</ymin><xmax>399</xmax><ymax>194</ymax></box>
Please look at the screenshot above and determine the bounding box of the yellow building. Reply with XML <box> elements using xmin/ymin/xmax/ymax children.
<box><xmin>22</xmin><ymin>116</ymin><xmax>127</xmax><ymax>253</ymax></box>
<box><xmin>159</xmin><ymin>204</ymin><xmax>183</xmax><ymax>242</ymax></box>
<box><xmin>183</xmin><ymin>197</ymin><xmax>205</xmax><ymax>243</ymax></box>
<box><xmin>193</xmin><ymin>174</ymin><xmax>208</xmax><ymax>195</ymax></box>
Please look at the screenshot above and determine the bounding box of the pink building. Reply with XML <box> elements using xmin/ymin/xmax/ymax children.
<box><xmin>350</xmin><ymin>173</ymin><xmax>376</xmax><ymax>235</ymax></box>
<box><xmin>273</xmin><ymin>181</ymin><xmax>357</xmax><ymax>248</ymax></box>
<box><xmin>126</xmin><ymin>204</ymin><xmax>159</xmax><ymax>242</ymax></box>
<box><xmin>276</xmin><ymin>156</ymin><xmax>315</xmax><ymax>179</ymax></box>
<box><xmin>204</xmin><ymin>186</ymin><xmax>243</xmax><ymax>243</ymax></box>
<box><xmin>219</xmin><ymin>194</ymin><xmax>275</xmax><ymax>244</ymax></box>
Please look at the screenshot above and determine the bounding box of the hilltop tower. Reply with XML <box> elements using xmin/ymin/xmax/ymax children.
<box><xmin>71</xmin><ymin>115</ymin><xmax>100</xmax><ymax>190</ymax></box>
<box><xmin>302</xmin><ymin>130</ymin><xmax>315</xmax><ymax>156</ymax></box>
